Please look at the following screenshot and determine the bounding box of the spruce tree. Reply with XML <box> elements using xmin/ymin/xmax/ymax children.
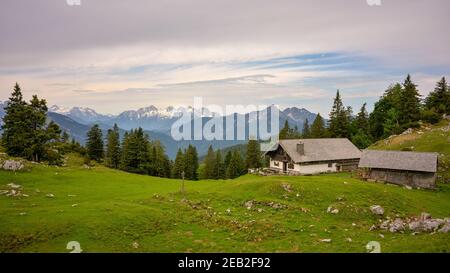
<box><xmin>149</xmin><ymin>141</ymin><xmax>171</xmax><ymax>178</ymax></box>
<box><xmin>279</xmin><ymin>120</ymin><xmax>290</xmax><ymax>140</ymax></box>
<box><xmin>86</xmin><ymin>124</ymin><xmax>104</xmax><ymax>162</ymax></box>
<box><xmin>2</xmin><ymin>83</ymin><xmax>28</xmax><ymax>156</ymax></box>
<box><xmin>302</xmin><ymin>119</ymin><xmax>310</xmax><ymax>138</ymax></box>
<box><xmin>399</xmin><ymin>74</ymin><xmax>421</xmax><ymax>128</ymax></box>
<box><xmin>26</xmin><ymin>95</ymin><xmax>48</xmax><ymax>162</ymax></box>
<box><xmin>245</xmin><ymin>139</ymin><xmax>261</xmax><ymax>169</ymax></box>
<box><xmin>203</xmin><ymin>145</ymin><xmax>216</xmax><ymax>179</ymax></box>
<box><xmin>328</xmin><ymin>90</ymin><xmax>350</xmax><ymax>138</ymax></box>
<box><xmin>383</xmin><ymin>108</ymin><xmax>402</xmax><ymax>137</ymax></box>
<box><xmin>120</xmin><ymin>128</ymin><xmax>150</xmax><ymax>173</ymax></box>
<box><xmin>213</xmin><ymin>150</ymin><xmax>226</xmax><ymax>179</ymax></box>
<box><xmin>172</xmin><ymin>148</ymin><xmax>185</xmax><ymax>179</ymax></box>
<box><xmin>184</xmin><ymin>145</ymin><xmax>199</xmax><ymax>180</ymax></box>
<box><xmin>43</xmin><ymin>121</ymin><xmax>63</xmax><ymax>164</ymax></box>
<box><xmin>224</xmin><ymin>150</ymin><xmax>233</xmax><ymax>171</ymax></box>
<box><xmin>106</xmin><ymin>123</ymin><xmax>121</xmax><ymax>168</ymax></box>
<box><xmin>368</xmin><ymin>83</ymin><xmax>402</xmax><ymax>140</ymax></box>
<box><xmin>354</xmin><ymin>103</ymin><xmax>369</xmax><ymax>133</ymax></box>
<box><xmin>351</xmin><ymin>130</ymin><xmax>372</xmax><ymax>149</ymax></box>
<box><xmin>226</xmin><ymin>150</ymin><xmax>245</xmax><ymax>179</ymax></box>
<box><xmin>310</xmin><ymin>113</ymin><xmax>326</xmax><ymax>138</ymax></box>
<box><xmin>424</xmin><ymin>77</ymin><xmax>450</xmax><ymax>115</ymax></box>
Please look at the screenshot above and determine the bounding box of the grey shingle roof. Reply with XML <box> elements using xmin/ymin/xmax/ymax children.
<box><xmin>270</xmin><ymin>138</ymin><xmax>361</xmax><ymax>163</ymax></box>
<box><xmin>358</xmin><ymin>150</ymin><xmax>438</xmax><ymax>173</ymax></box>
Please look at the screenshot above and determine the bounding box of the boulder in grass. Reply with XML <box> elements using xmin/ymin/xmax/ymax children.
<box><xmin>438</xmin><ymin>222</ymin><xmax>450</xmax><ymax>233</ymax></box>
<box><xmin>370</xmin><ymin>205</ymin><xmax>384</xmax><ymax>216</ymax></box>
<box><xmin>2</xmin><ymin>160</ymin><xmax>24</xmax><ymax>171</ymax></box>
<box><xmin>389</xmin><ymin>218</ymin><xmax>405</xmax><ymax>233</ymax></box>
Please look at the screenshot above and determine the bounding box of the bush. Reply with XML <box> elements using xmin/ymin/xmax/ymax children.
<box><xmin>44</xmin><ymin>147</ymin><xmax>64</xmax><ymax>166</ymax></box>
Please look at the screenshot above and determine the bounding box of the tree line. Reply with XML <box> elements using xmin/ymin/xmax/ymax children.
<box><xmin>2</xmin><ymin>76</ymin><xmax>448</xmax><ymax>176</ymax></box>
<box><xmin>85</xmin><ymin>122</ymin><xmax>263</xmax><ymax>181</ymax></box>
<box><xmin>85</xmin><ymin>124</ymin><xmax>172</xmax><ymax>178</ymax></box>
<box><xmin>199</xmin><ymin>139</ymin><xmax>262</xmax><ymax>180</ymax></box>
<box><xmin>279</xmin><ymin>75</ymin><xmax>450</xmax><ymax>149</ymax></box>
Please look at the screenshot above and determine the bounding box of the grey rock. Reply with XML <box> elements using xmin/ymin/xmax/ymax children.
<box><xmin>438</xmin><ymin>223</ymin><xmax>450</xmax><ymax>233</ymax></box>
<box><xmin>2</xmin><ymin>160</ymin><xmax>24</xmax><ymax>171</ymax></box>
<box><xmin>389</xmin><ymin>218</ymin><xmax>405</xmax><ymax>233</ymax></box>
<box><xmin>370</xmin><ymin>205</ymin><xmax>384</xmax><ymax>215</ymax></box>
<box><xmin>422</xmin><ymin>219</ymin><xmax>444</xmax><ymax>232</ymax></box>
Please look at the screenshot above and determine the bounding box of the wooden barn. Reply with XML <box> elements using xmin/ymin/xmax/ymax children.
<box><xmin>358</xmin><ymin>150</ymin><xmax>438</xmax><ymax>189</ymax></box>
<box><xmin>265</xmin><ymin>138</ymin><xmax>361</xmax><ymax>175</ymax></box>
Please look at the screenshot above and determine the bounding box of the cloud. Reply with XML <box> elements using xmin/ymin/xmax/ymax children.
<box><xmin>0</xmin><ymin>0</ymin><xmax>449</xmax><ymax>114</ymax></box>
<box><xmin>159</xmin><ymin>74</ymin><xmax>276</xmax><ymax>87</ymax></box>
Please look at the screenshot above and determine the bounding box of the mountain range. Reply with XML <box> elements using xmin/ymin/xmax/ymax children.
<box><xmin>48</xmin><ymin>104</ymin><xmax>318</xmax><ymax>132</ymax></box>
<box><xmin>0</xmin><ymin>102</ymin><xmax>320</xmax><ymax>159</ymax></box>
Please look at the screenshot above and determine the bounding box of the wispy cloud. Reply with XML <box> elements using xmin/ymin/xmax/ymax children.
<box><xmin>0</xmin><ymin>0</ymin><xmax>449</xmax><ymax>114</ymax></box>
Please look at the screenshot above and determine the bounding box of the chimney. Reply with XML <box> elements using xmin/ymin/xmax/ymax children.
<box><xmin>297</xmin><ymin>142</ymin><xmax>304</xmax><ymax>155</ymax></box>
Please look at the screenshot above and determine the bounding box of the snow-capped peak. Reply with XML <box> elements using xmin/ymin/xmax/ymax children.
<box><xmin>49</xmin><ymin>105</ymin><xmax>71</xmax><ymax>114</ymax></box>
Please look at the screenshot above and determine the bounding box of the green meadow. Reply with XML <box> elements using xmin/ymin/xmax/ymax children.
<box><xmin>1</xmin><ymin>154</ymin><xmax>449</xmax><ymax>253</ymax></box>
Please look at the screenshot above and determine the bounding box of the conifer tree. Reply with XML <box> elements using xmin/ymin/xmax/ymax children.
<box><xmin>226</xmin><ymin>150</ymin><xmax>245</xmax><ymax>179</ymax></box>
<box><xmin>184</xmin><ymin>145</ymin><xmax>199</xmax><ymax>180</ymax></box>
<box><xmin>172</xmin><ymin>148</ymin><xmax>185</xmax><ymax>179</ymax></box>
<box><xmin>245</xmin><ymin>139</ymin><xmax>261</xmax><ymax>169</ymax></box>
<box><xmin>106</xmin><ymin>123</ymin><xmax>121</xmax><ymax>168</ymax></box>
<box><xmin>120</xmin><ymin>128</ymin><xmax>151</xmax><ymax>173</ymax></box>
<box><xmin>2</xmin><ymin>83</ymin><xmax>28</xmax><ymax>156</ymax></box>
<box><xmin>425</xmin><ymin>77</ymin><xmax>449</xmax><ymax>115</ymax></box>
<box><xmin>203</xmin><ymin>145</ymin><xmax>216</xmax><ymax>179</ymax></box>
<box><xmin>354</xmin><ymin>103</ymin><xmax>369</xmax><ymax>133</ymax></box>
<box><xmin>224</xmin><ymin>150</ymin><xmax>233</xmax><ymax>171</ymax></box>
<box><xmin>310</xmin><ymin>113</ymin><xmax>326</xmax><ymax>138</ymax></box>
<box><xmin>148</xmin><ymin>140</ymin><xmax>171</xmax><ymax>177</ymax></box>
<box><xmin>26</xmin><ymin>95</ymin><xmax>49</xmax><ymax>162</ymax></box>
<box><xmin>399</xmin><ymin>74</ymin><xmax>421</xmax><ymax>128</ymax></box>
<box><xmin>279</xmin><ymin>120</ymin><xmax>290</xmax><ymax>139</ymax></box>
<box><xmin>86</xmin><ymin>124</ymin><xmax>104</xmax><ymax>162</ymax></box>
<box><xmin>328</xmin><ymin>90</ymin><xmax>350</xmax><ymax>138</ymax></box>
<box><xmin>302</xmin><ymin>119</ymin><xmax>310</xmax><ymax>138</ymax></box>
<box><xmin>369</xmin><ymin>83</ymin><xmax>402</xmax><ymax>140</ymax></box>
<box><xmin>213</xmin><ymin>150</ymin><xmax>226</xmax><ymax>179</ymax></box>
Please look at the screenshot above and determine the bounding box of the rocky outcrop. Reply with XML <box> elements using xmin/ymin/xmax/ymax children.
<box><xmin>243</xmin><ymin>200</ymin><xmax>287</xmax><ymax>210</ymax></box>
<box><xmin>2</xmin><ymin>160</ymin><xmax>24</xmax><ymax>171</ymax></box>
<box><xmin>373</xmin><ymin>212</ymin><xmax>449</xmax><ymax>233</ymax></box>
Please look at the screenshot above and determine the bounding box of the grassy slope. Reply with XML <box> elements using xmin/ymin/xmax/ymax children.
<box><xmin>370</xmin><ymin>120</ymin><xmax>450</xmax><ymax>181</ymax></box>
<box><xmin>0</xmin><ymin>155</ymin><xmax>449</xmax><ymax>253</ymax></box>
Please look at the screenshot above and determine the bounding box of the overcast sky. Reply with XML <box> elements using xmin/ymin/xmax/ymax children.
<box><xmin>1</xmin><ymin>0</ymin><xmax>449</xmax><ymax>114</ymax></box>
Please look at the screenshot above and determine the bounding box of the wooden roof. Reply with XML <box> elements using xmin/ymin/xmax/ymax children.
<box><xmin>267</xmin><ymin>138</ymin><xmax>361</xmax><ymax>163</ymax></box>
<box><xmin>358</xmin><ymin>150</ymin><xmax>438</xmax><ymax>173</ymax></box>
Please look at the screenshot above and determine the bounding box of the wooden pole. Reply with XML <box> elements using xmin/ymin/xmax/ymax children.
<box><xmin>181</xmin><ymin>171</ymin><xmax>185</xmax><ymax>199</ymax></box>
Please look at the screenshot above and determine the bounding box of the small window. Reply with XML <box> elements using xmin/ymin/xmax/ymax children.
<box><xmin>328</xmin><ymin>162</ymin><xmax>333</xmax><ymax>168</ymax></box>
<box><xmin>274</xmin><ymin>161</ymin><xmax>279</xmax><ymax>166</ymax></box>
<box><xmin>288</xmin><ymin>163</ymin><xmax>294</xmax><ymax>169</ymax></box>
